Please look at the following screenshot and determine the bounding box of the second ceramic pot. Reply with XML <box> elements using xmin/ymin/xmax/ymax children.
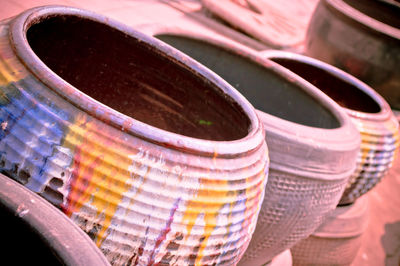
<box><xmin>154</xmin><ymin>32</ymin><xmax>360</xmax><ymax>265</ymax></box>
<box><xmin>291</xmin><ymin>195</ymin><xmax>369</xmax><ymax>265</ymax></box>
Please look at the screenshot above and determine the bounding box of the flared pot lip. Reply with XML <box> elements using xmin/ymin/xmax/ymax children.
<box><xmin>325</xmin><ymin>0</ymin><xmax>400</xmax><ymax>40</ymax></box>
<box><xmin>147</xmin><ymin>28</ymin><xmax>359</xmax><ymax>147</ymax></box>
<box><xmin>261</xmin><ymin>50</ymin><xmax>393</xmax><ymax>122</ymax></box>
<box><xmin>8</xmin><ymin>5</ymin><xmax>265</xmax><ymax>158</ymax></box>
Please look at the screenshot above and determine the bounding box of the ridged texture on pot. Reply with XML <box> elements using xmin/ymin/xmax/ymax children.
<box><xmin>305</xmin><ymin>0</ymin><xmax>400</xmax><ymax>109</ymax></box>
<box><xmin>0</xmin><ymin>10</ymin><xmax>269</xmax><ymax>266</ymax></box>
<box><xmin>261</xmin><ymin>50</ymin><xmax>400</xmax><ymax>206</ymax></box>
<box><xmin>240</xmin><ymin>105</ymin><xmax>358</xmax><ymax>265</ymax></box>
<box><xmin>153</xmin><ymin>33</ymin><xmax>360</xmax><ymax>266</ymax></box>
<box><xmin>342</xmin><ymin>111</ymin><xmax>399</xmax><ymax>204</ymax></box>
<box><xmin>291</xmin><ymin>195</ymin><xmax>369</xmax><ymax>266</ymax></box>
<box><xmin>239</xmin><ymin>169</ymin><xmax>350</xmax><ymax>266</ymax></box>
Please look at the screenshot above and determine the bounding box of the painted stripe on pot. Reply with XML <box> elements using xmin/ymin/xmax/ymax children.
<box><xmin>148</xmin><ymin>29</ymin><xmax>360</xmax><ymax>265</ymax></box>
<box><xmin>262</xmin><ymin>50</ymin><xmax>399</xmax><ymax>206</ymax></box>
<box><xmin>357</xmin><ymin>148</ymin><xmax>396</xmax><ymax>160</ymax></box>
<box><xmin>359</xmin><ymin>140</ymin><xmax>398</xmax><ymax>152</ymax></box>
<box><xmin>353</xmin><ymin>161</ymin><xmax>393</xmax><ymax>174</ymax></box>
<box><xmin>0</xmin><ymin>6</ymin><xmax>269</xmax><ymax>266</ymax></box>
<box><xmin>354</xmin><ymin>156</ymin><xmax>394</xmax><ymax>168</ymax></box>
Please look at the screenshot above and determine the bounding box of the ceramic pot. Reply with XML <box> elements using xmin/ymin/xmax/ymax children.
<box><xmin>153</xmin><ymin>32</ymin><xmax>360</xmax><ymax>265</ymax></box>
<box><xmin>263</xmin><ymin>50</ymin><xmax>399</xmax><ymax>205</ymax></box>
<box><xmin>0</xmin><ymin>6</ymin><xmax>269</xmax><ymax>265</ymax></box>
<box><xmin>305</xmin><ymin>0</ymin><xmax>400</xmax><ymax>110</ymax></box>
<box><xmin>291</xmin><ymin>195</ymin><xmax>369</xmax><ymax>265</ymax></box>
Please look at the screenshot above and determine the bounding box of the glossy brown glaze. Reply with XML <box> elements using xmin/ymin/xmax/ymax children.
<box><xmin>27</xmin><ymin>15</ymin><xmax>250</xmax><ymax>141</ymax></box>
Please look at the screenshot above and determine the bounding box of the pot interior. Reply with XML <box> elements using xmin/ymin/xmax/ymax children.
<box><xmin>26</xmin><ymin>15</ymin><xmax>250</xmax><ymax>141</ymax></box>
<box><xmin>157</xmin><ymin>35</ymin><xmax>340</xmax><ymax>129</ymax></box>
<box><xmin>269</xmin><ymin>57</ymin><xmax>381</xmax><ymax>113</ymax></box>
<box><xmin>343</xmin><ymin>0</ymin><xmax>400</xmax><ymax>29</ymax></box>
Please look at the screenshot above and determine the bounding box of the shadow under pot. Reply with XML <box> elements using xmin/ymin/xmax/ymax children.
<box><xmin>0</xmin><ymin>6</ymin><xmax>269</xmax><ymax>266</ymax></box>
<box><xmin>304</xmin><ymin>0</ymin><xmax>400</xmax><ymax>110</ymax></box>
<box><xmin>155</xmin><ymin>34</ymin><xmax>360</xmax><ymax>265</ymax></box>
<box><xmin>263</xmin><ymin>50</ymin><xmax>400</xmax><ymax>206</ymax></box>
<box><xmin>0</xmin><ymin>173</ymin><xmax>111</xmax><ymax>266</ymax></box>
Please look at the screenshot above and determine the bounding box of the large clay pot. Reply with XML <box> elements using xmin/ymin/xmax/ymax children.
<box><xmin>305</xmin><ymin>0</ymin><xmax>400</xmax><ymax>110</ymax></box>
<box><xmin>291</xmin><ymin>195</ymin><xmax>369</xmax><ymax>265</ymax></box>
<box><xmin>153</xmin><ymin>32</ymin><xmax>360</xmax><ymax>265</ymax></box>
<box><xmin>0</xmin><ymin>173</ymin><xmax>111</xmax><ymax>266</ymax></box>
<box><xmin>0</xmin><ymin>6</ymin><xmax>269</xmax><ymax>265</ymax></box>
<box><xmin>263</xmin><ymin>50</ymin><xmax>400</xmax><ymax>205</ymax></box>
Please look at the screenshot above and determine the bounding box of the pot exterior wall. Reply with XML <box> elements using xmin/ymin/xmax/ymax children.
<box><xmin>152</xmin><ymin>33</ymin><xmax>360</xmax><ymax>266</ymax></box>
<box><xmin>239</xmin><ymin>169</ymin><xmax>349</xmax><ymax>265</ymax></box>
<box><xmin>291</xmin><ymin>195</ymin><xmax>369</xmax><ymax>266</ymax></box>
<box><xmin>0</xmin><ymin>9</ymin><xmax>269</xmax><ymax>265</ymax></box>
<box><xmin>341</xmin><ymin>112</ymin><xmax>399</xmax><ymax>204</ymax></box>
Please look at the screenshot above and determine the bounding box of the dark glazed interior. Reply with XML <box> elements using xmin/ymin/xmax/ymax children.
<box><xmin>27</xmin><ymin>15</ymin><xmax>250</xmax><ymax>141</ymax></box>
<box><xmin>157</xmin><ymin>35</ymin><xmax>340</xmax><ymax>129</ymax></box>
<box><xmin>343</xmin><ymin>0</ymin><xmax>400</xmax><ymax>29</ymax></box>
<box><xmin>270</xmin><ymin>58</ymin><xmax>381</xmax><ymax>113</ymax></box>
<box><xmin>1</xmin><ymin>204</ymin><xmax>62</xmax><ymax>265</ymax></box>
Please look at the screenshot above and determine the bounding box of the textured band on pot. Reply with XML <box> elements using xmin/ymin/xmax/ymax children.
<box><xmin>304</xmin><ymin>0</ymin><xmax>400</xmax><ymax>110</ymax></box>
<box><xmin>291</xmin><ymin>195</ymin><xmax>369</xmax><ymax>266</ymax></box>
<box><xmin>263</xmin><ymin>50</ymin><xmax>400</xmax><ymax>205</ymax></box>
<box><xmin>0</xmin><ymin>6</ymin><xmax>269</xmax><ymax>265</ymax></box>
<box><xmin>151</xmin><ymin>32</ymin><xmax>360</xmax><ymax>265</ymax></box>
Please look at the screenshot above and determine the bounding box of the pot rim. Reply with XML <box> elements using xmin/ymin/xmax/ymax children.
<box><xmin>326</xmin><ymin>0</ymin><xmax>400</xmax><ymax>40</ymax></box>
<box><xmin>146</xmin><ymin>28</ymin><xmax>358</xmax><ymax>143</ymax></box>
<box><xmin>8</xmin><ymin>5</ymin><xmax>264</xmax><ymax>158</ymax></box>
<box><xmin>261</xmin><ymin>50</ymin><xmax>393</xmax><ymax>122</ymax></box>
<box><xmin>146</xmin><ymin>28</ymin><xmax>361</xmax><ymax>180</ymax></box>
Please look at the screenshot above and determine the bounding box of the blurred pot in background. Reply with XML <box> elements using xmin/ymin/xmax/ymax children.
<box><xmin>305</xmin><ymin>0</ymin><xmax>400</xmax><ymax>110</ymax></box>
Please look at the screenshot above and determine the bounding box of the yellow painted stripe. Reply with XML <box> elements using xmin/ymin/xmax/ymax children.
<box><xmin>62</xmin><ymin>115</ymin><xmax>134</xmax><ymax>246</ymax></box>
